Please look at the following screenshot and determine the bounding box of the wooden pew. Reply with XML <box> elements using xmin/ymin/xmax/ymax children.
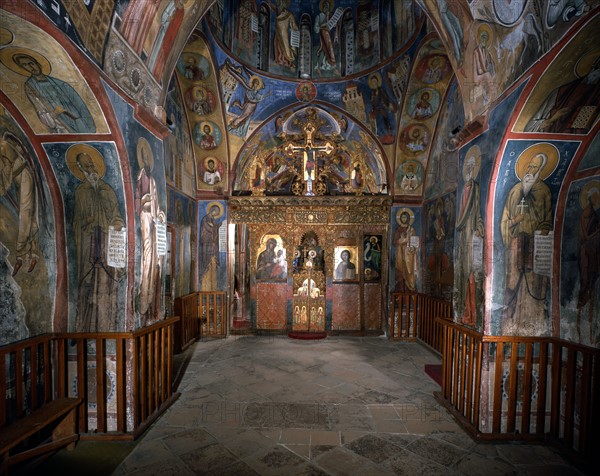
<box><xmin>0</xmin><ymin>397</ymin><xmax>82</xmax><ymax>475</ymax></box>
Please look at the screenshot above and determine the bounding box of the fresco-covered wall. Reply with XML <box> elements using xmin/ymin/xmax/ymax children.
<box><xmin>168</xmin><ymin>190</ymin><xmax>197</xmax><ymax>299</ymax></box>
<box><xmin>390</xmin><ymin>206</ymin><xmax>422</xmax><ymax>293</ymax></box>
<box><xmin>43</xmin><ymin>141</ymin><xmax>129</xmax><ymax>332</ymax></box>
<box><xmin>560</xmin><ymin>176</ymin><xmax>600</xmax><ymax>347</ymax></box>
<box><xmin>207</xmin><ymin>0</ymin><xmax>420</xmax><ymax>81</ymax></box>
<box><xmin>198</xmin><ymin>200</ymin><xmax>227</xmax><ymax>291</ymax></box>
<box><xmin>104</xmin><ymin>82</ymin><xmax>168</xmax><ymax>329</ymax></box>
<box><xmin>491</xmin><ymin>140</ymin><xmax>580</xmax><ymax>337</ymax></box>
<box><xmin>0</xmin><ymin>110</ymin><xmax>56</xmax><ymax>343</ymax></box>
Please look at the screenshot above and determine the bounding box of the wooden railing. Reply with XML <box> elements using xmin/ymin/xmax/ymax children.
<box><xmin>174</xmin><ymin>292</ymin><xmax>227</xmax><ymax>352</ymax></box>
<box><xmin>389</xmin><ymin>292</ymin><xmax>452</xmax><ymax>353</ymax></box>
<box><xmin>1</xmin><ymin>317</ymin><xmax>179</xmax><ymax>440</ymax></box>
<box><xmin>437</xmin><ymin>318</ymin><xmax>600</xmax><ymax>465</ymax></box>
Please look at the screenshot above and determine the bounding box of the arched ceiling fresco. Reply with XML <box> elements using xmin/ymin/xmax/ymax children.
<box><xmin>2</xmin><ymin>0</ymin><xmax>597</xmax><ymax>202</ymax></box>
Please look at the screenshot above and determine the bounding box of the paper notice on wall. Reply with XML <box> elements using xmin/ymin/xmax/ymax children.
<box><xmin>533</xmin><ymin>231</ymin><xmax>553</xmax><ymax>277</ymax></box>
<box><xmin>472</xmin><ymin>234</ymin><xmax>483</xmax><ymax>271</ymax></box>
<box><xmin>107</xmin><ymin>226</ymin><xmax>127</xmax><ymax>268</ymax></box>
<box><xmin>251</xmin><ymin>14</ymin><xmax>258</xmax><ymax>33</ymax></box>
<box><xmin>290</xmin><ymin>29</ymin><xmax>300</xmax><ymax>48</ymax></box>
<box><xmin>409</xmin><ymin>235</ymin><xmax>420</xmax><ymax>248</ymax></box>
<box><xmin>156</xmin><ymin>222</ymin><xmax>167</xmax><ymax>256</ymax></box>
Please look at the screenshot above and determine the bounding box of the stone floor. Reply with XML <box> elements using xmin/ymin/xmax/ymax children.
<box><xmin>108</xmin><ymin>335</ymin><xmax>584</xmax><ymax>476</ymax></box>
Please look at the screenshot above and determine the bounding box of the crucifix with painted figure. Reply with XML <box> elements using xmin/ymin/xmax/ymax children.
<box><xmin>285</xmin><ymin>121</ymin><xmax>335</xmax><ymax>196</ymax></box>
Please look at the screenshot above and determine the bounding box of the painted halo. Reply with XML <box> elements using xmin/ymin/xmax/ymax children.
<box><xmin>136</xmin><ymin>137</ymin><xmax>154</xmax><ymax>171</ymax></box>
<box><xmin>575</xmin><ymin>48</ymin><xmax>600</xmax><ymax>78</ymax></box>
<box><xmin>477</xmin><ymin>23</ymin><xmax>493</xmax><ymax>44</ymax></box>
<box><xmin>0</xmin><ymin>28</ymin><xmax>14</xmax><ymax>47</ymax></box>
<box><xmin>463</xmin><ymin>145</ymin><xmax>482</xmax><ymax>180</ymax></box>
<box><xmin>580</xmin><ymin>180</ymin><xmax>600</xmax><ymax>210</ymax></box>
<box><xmin>0</xmin><ymin>46</ymin><xmax>52</xmax><ymax>76</ymax></box>
<box><xmin>204</xmin><ymin>156</ymin><xmax>219</xmax><ymax>170</ymax></box>
<box><xmin>368</xmin><ymin>72</ymin><xmax>382</xmax><ymax>88</ymax></box>
<box><xmin>515</xmin><ymin>143</ymin><xmax>559</xmax><ymax>181</ymax></box>
<box><xmin>206</xmin><ymin>201</ymin><xmax>224</xmax><ymax>219</ymax></box>
<box><xmin>396</xmin><ymin>207</ymin><xmax>415</xmax><ymax>226</ymax></box>
<box><xmin>66</xmin><ymin>144</ymin><xmax>107</xmax><ymax>182</ymax></box>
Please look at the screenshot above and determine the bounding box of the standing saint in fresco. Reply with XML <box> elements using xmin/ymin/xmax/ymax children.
<box><xmin>0</xmin><ymin>132</ymin><xmax>39</xmax><ymax>276</ymax></box>
<box><xmin>472</xmin><ymin>25</ymin><xmax>496</xmax><ymax>105</ymax></box>
<box><xmin>455</xmin><ymin>150</ymin><xmax>485</xmax><ymax>326</ymax></box>
<box><xmin>199</xmin><ymin>202</ymin><xmax>223</xmax><ymax>290</ymax></box>
<box><xmin>0</xmin><ymin>48</ymin><xmax>95</xmax><ymax>133</ymax></box>
<box><xmin>67</xmin><ymin>145</ymin><xmax>125</xmax><ymax>332</ymax></box>
<box><xmin>273</xmin><ymin>0</ymin><xmax>298</xmax><ymax>68</ymax></box>
<box><xmin>501</xmin><ymin>148</ymin><xmax>556</xmax><ymax>336</ymax></box>
<box><xmin>368</xmin><ymin>73</ymin><xmax>396</xmax><ymax>137</ymax></box>
<box><xmin>577</xmin><ymin>182</ymin><xmax>600</xmax><ymax>344</ymax></box>
<box><xmin>393</xmin><ymin>209</ymin><xmax>417</xmax><ymax>292</ymax></box>
<box><xmin>314</xmin><ymin>0</ymin><xmax>340</xmax><ymax>72</ymax></box>
<box><xmin>135</xmin><ymin>138</ymin><xmax>165</xmax><ymax>324</ymax></box>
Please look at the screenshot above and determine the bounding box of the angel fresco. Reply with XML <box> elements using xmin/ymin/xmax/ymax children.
<box><xmin>225</xmin><ymin>61</ymin><xmax>271</xmax><ymax>138</ymax></box>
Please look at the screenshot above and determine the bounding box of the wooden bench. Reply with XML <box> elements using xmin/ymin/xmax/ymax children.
<box><xmin>0</xmin><ymin>397</ymin><xmax>82</xmax><ymax>476</ymax></box>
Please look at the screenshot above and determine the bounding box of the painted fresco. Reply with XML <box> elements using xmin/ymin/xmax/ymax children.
<box><xmin>31</xmin><ymin>0</ymin><xmax>116</xmax><ymax>63</ymax></box>
<box><xmin>115</xmin><ymin>0</ymin><xmax>197</xmax><ymax>83</ymax></box>
<box><xmin>165</xmin><ymin>77</ymin><xmax>196</xmax><ymax>197</ymax></box>
<box><xmin>422</xmin><ymin>0</ymin><xmax>598</xmax><ymax>121</ymax></box>
<box><xmin>0</xmin><ymin>11</ymin><xmax>108</xmax><ymax>134</ymax></box>
<box><xmin>578</xmin><ymin>132</ymin><xmax>600</xmax><ymax>172</ymax></box>
<box><xmin>491</xmin><ymin>140</ymin><xmax>580</xmax><ymax>337</ymax></box>
<box><xmin>206</xmin><ymin>0</ymin><xmax>419</xmax><ymax>81</ymax></box>
<box><xmin>103</xmin><ymin>80</ymin><xmax>168</xmax><ymax>328</ymax></box>
<box><xmin>233</xmin><ymin>105</ymin><xmax>387</xmax><ymax>196</ymax></box>
<box><xmin>173</xmin><ymin>34</ymin><xmax>227</xmax><ymax>193</ymax></box>
<box><xmin>132</xmin><ymin>136</ymin><xmax>167</xmax><ymax>327</ymax></box>
<box><xmin>514</xmin><ymin>16</ymin><xmax>600</xmax><ymax>134</ymax></box>
<box><xmin>198</xmin><ymin>200</ymin><xmax>227</xmax><ymax>291</ymax></box>
<box><xmin>394</xmin><ymin>36</ymin><xmax>454</xmax><ymax>197</ymax></box>
<box><xmin>453</xmin><ymin>145</ymin><xmax>485</xmax><ymax>329</ymax></box>
<box><xmin>205</xmin><ymin>29</ymin><xmax>419</xmax><ymax>149</ymax></box>
<box><xmin>43</xmin><ymin>142</ymin><xmax>128</xmax><ymax>332</ymax></box>
<box><xmin>0</xmin><ymin>109</ymin><xmax>55</xmax><ymax>343</ymax></box>
<box><xmin>390</xmin><ymin>206</ymin><xmax>421</xmax><ymax>293</ymax></box>
<box><xmin>424</xmin><ymin>193</ymin><xmax>455</xmax><ymax>301</ymax></box>
<box><xmin>560</xmin><ymin>177</ymin><xmax>600</xmax><ymax>347</ymax></box>
<box><xmin>424</xmin><ymin>79</ymin><xmax>464</xmax><ymax>200</ymax></box>
<box><xmin>169</xmin><ymin>190</ymin><xmax>196</xmax><ymax>298</ymax></box>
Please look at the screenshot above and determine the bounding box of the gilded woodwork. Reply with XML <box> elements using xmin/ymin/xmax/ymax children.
<box><xmin>233</xmin><ymin>197</ymin><xmax>390</xmax><ymax>331</ymax></box>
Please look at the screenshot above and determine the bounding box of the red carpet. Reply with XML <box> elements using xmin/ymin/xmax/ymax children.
<box><xmin>424</xmin><ymin>364</ymin><xmax>442</xmax><ymax>385</ymax></box>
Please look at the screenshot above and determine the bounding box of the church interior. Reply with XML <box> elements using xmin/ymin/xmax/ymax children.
<box><xmin>0</xmin><ymin>1</ymin><xmax>599</xmax><ymax>474</ymax></box>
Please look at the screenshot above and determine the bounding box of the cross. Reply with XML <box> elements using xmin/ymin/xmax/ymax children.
<box><xmin>284</xmin><ymin>121</ymin><xmax>335</xmax><ymax>196</ymax></box>
<box><xmin>517</xmin><ymin>197</ymin><xmax>528</xmax><ymax>215</ymax></box>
